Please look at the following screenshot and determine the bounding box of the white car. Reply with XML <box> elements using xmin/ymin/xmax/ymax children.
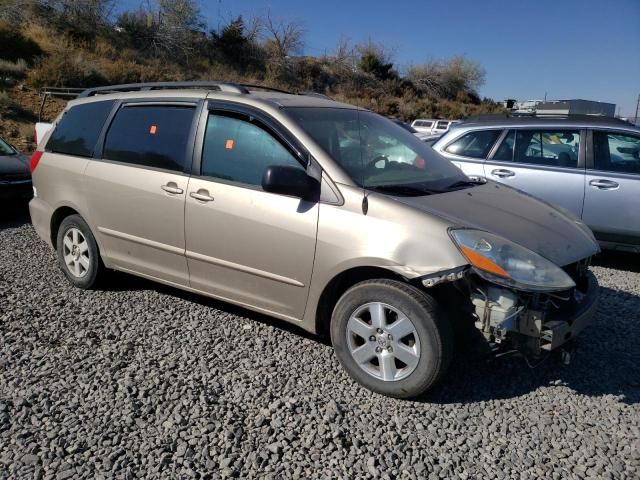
<box><xmin>411</xmin><ymin>119</ymin><xmax>436</xmax><ymax>133</ymax></box>
<box><xmin>412</xmin><ymin>119</ymin><xmax>460</xmax><ymax>135</ymax></box>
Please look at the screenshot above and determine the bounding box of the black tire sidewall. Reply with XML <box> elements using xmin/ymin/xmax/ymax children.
<box><xmin>56</xmin><ymin>215</ymin><xmax>101</xmax><ymax>289</ymax></box>
<box><xmin>331</xmin><ymin>280</ymin><xmax>452</xmax><ymax>399</ymax></box>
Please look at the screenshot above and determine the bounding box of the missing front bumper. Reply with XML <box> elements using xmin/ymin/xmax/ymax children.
<box><xmin>471</xmin><ymin>271</ymin><xmax>599</xmax><ymax>357</ymax></box>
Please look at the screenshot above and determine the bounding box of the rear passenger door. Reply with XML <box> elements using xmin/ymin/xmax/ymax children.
<box><xmin>85</xmin><ymin>100</ymin><xmax>200</xmax><ymax>286</ymax></box>
<box><xmin>582</xmin><ymin>130</ymin><xmax>640</xmax><ymax>246</ymax></box>
<box><xmin>484</xmin><ymin>129</ymin><xmax>586</xmax><ymax>217</ymax></box>
<box><xmin>184</xmin><ymin>103</ymin><xmax>319</xmax><ymax>320</ymax></box>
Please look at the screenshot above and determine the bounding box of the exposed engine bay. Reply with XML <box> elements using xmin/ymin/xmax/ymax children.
<box><xmin>420</xmin><ymin>258</ymin><xmax>599</xmax><ymax>361</ymax></box>
<box><xmin>468</xmin><ymin>258</ymin><xmax>598</xmax><ymax>359</ymax></box>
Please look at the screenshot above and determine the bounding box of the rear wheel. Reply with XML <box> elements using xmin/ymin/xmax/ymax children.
<box><xmin>56</xmin><ymin>214</ymin><xmax>103</xmax><ymax>289</ymax></box>
<box><xmin>330</xmin><ymin>279</ymin><xmax>453</xmax><ymax>398</ymax></box>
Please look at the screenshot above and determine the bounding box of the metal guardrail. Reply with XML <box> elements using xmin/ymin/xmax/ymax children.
<box><xmin>38</xmin><ymin>87</ymin><xmax>84</xmax><ymax>121</ymax></box>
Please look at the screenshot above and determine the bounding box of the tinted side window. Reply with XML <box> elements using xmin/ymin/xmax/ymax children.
<box><xmin>493</xmin><ymin>130</ymin><xmax>515</xmax><ymax>161</ymax></box>
<box><xmin>445</xmin><ymin>130</ymin><xmax>501</xmax><ymax>158</ymax></box>
<box><xmin>514</xmin><ymin>130</ymin><xmax>580</xmax><ymax>168</ymax></box>
<box><xmin>593</xmin><ymin>131</ymin><xmax>640</xmax><ymax>174</ymax></box>
<box><xmin>47</xmin><ymin>101</ymin><xmax>114</xmax><ymax>157</ymax></box>
<box><xmin>201</xmin><ymin>113</ymin><xmax>303</xmax><ymax>187</ymax></box>
<box><xmin>436</xmin><ymin>121</ymin><xmax>449</xmax><ymax>129</ymax></box>
<box><xmin>103</xmin><ymin>105</ymin><xmax>195</xmax><ymax>172</ymax></box>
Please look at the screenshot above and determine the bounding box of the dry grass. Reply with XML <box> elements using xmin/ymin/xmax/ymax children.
<box><xmin>0</xmin><ymin>59</ymin><xmax>27</xmax><ymax>79</ymax></box>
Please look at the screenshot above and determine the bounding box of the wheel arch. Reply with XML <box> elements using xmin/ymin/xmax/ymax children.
<box><xmin>312</xmin><ymin>265</ymin><xmax>474</xmax><ymax>341</ymax></box>
<box><xmin>50</xmin><ymin>206</ymin><xmax>81</xmax><ymax>249</ymax></box>
<box><xmin>314</xmin><ymin>266</ymin><xmax>407</xmax><ymax>338</ymax></box>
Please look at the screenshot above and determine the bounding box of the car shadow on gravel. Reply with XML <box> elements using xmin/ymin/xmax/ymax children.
<box><xmin>593</xmin><ymin>250</ymin><xmax>640</xmax><ymax>273</ymax></box>
<box><xmin>102</xmin><ymin>270</ymin><xmax>324</xmax><ymax>344</ymax></box>
<box><xmin>0</xmin><ymin>204</ymin><xmax>30</xmax><ymax>229</ymax></box>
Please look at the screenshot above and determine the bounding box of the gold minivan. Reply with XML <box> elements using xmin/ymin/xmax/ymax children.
<box><xmin>29</xmin><ymin>82</ymin><xmax>600</xmax><ymax>398</ymax></box>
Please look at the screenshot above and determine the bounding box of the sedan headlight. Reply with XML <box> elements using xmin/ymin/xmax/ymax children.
<box><xmin>450</xmin><ymin>229</ymin><xmax>575</xmax><ymax>292</ymax></box>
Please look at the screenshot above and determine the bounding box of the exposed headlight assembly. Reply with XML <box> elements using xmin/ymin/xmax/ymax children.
<box><xmin>449</xmin><ymin>229</ymin><xmax>575</xmax><ymax>292</ymax></box>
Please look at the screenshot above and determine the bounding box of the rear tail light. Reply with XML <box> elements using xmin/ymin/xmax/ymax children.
<box><xmin>30</xmin><ymin>151</ymin><xmax>43</xmax><ymax>172</ymax></box>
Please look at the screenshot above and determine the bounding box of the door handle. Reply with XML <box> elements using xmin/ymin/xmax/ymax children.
<box><xmin>190</xmin><ymin>190</ymin><xmax>214</xmax><ymax>202</ymax></box>
<box><xmin>491</xmin><ymin>168</ymin><xmax>515</xmax><ymax>178</ymax></box>
<box><xmin>589</xmin><ymin>179</ymin><xmax>619</xmax><ymax>190</ymax></box>
<box><xmin>161</xmin><ymin>182</ymin><xmax>184</xmax><ymax>195</ymax></box>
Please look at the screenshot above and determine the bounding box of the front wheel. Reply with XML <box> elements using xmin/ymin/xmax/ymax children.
<box><xmin>330</xmin><ymin>279</ymin><xmax>453</xmax><ymax>398</ymax></box>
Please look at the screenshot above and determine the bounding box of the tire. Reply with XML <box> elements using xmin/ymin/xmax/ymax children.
<box><xmin>56</xmin><ymin>214</ymin><xmax>103</xmax><ymax>289</ymax></box>
<box><xmin>330</xmin><ymin>279</ymin><xmax>453</xmax><ymax>399</ymax></box>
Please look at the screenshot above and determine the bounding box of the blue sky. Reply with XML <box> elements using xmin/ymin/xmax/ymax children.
<box><xmin>119</xmin><ymin>0</ymin><xmax>640</xmax><ymax>116</ymax></box>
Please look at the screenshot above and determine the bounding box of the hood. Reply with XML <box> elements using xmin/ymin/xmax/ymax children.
<box><xmin>0</xmin><ymin>153</ymin><xmax>31</xmax><ymax>179</ymax></box>
<box><xmin>391</xmin><ymin>181</ymin><xmax>599</xmax><ymax>266</ymax></box>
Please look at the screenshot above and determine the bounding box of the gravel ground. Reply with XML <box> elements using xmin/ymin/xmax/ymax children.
<box><xmin>1</xmin><ymin>209</ymin><xmax>639</xmax><ymax>479</ymax></box>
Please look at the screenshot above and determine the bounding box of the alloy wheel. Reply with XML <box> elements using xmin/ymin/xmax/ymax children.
<box><xmin>62</xmin><ymin>227</ymin><xmax>91</xmax><ymax>278</ymax></box>
<box><xmin>346</xmin><ymin>302</ymin><xmax>421</xmax><ymax>381</ymax></box>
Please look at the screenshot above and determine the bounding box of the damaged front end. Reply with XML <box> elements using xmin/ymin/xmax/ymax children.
<box><xmin>423</xmin><ymin>228</ymin><xmax>601</xmax><ymax>361</ymax></box>
<box><xmin>468</xmin><ymin>258</ymin><xmax>599</xmax><ymax>358</ymax></box>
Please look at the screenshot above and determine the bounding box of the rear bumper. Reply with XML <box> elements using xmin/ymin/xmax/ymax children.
<box><xmin>29</xmin><ymin>197</ymin><xmax>53</xmax><ymax>248</ymax></box>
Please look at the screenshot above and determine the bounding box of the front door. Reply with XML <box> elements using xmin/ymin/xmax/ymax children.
<box><xmin>185</xmin><ymin>107</ymin><xmax>319</xmax><ymax>320</ymax></box>
<box><xmin>485</xmin><ymin>128</ymin><xmax>586</xmax><ymax>217</ymax></box>
<box><xmin>85</xmin><ymin>102</ymin><xmax>198</xmax><ymax>285</ymax></box>
<box><xmin>583</xmin><ymin>129</ymin><xmax>640</xmax><ymax>246</ymax></box>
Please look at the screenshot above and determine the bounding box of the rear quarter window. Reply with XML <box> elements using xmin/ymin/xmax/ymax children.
<box><xmin>47</xmin><ymin>100</ymin><xmax>115</xmax><ymax>157</ymax></box>
<box><xmin>103</xmin><ymin>105</ymin><xmax>196</xmax><ymax>172</ymax></box>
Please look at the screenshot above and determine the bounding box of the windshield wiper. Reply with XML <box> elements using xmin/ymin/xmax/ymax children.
<box><xmin>442</xmin><ymin>177</ymin><xmax>486</xmax><ymax>191</ymax></box>
<box><xmin>367</xmin><ymin>185</ymin><xmax>438</xmax><ymax>197</ymax></box>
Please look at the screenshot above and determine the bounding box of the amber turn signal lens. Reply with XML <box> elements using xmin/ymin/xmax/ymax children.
<box><xmin>460</xmin><ymin>245</ymin><xmax>510</xmax><ymax>278</ymax></box>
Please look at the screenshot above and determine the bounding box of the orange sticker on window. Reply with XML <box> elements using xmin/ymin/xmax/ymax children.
<box><xmin>149</xmin><ymin>125</ymin><xmax>157</xmax><ymax>135</ymax></box>
<box><xmin>225</xmin><ymin>139</ymin><xmax>234</xmax><ymax>149</ymax></box>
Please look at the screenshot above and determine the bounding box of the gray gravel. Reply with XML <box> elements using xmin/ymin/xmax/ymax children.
<box><xmin>1</xmin><ymin>211</ymin><xmax>639</xmax><ymax>479</ymax></box>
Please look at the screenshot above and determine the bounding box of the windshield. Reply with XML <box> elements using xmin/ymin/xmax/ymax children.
<box><xmin>285</xmin><ymin>108</ymin><xmax>466</xmax><ymax>193</ymax></box>
<box><xmin>0</xmin><ymin>137</ymin><xmax>16</xmax><ymax>156</ymax></box>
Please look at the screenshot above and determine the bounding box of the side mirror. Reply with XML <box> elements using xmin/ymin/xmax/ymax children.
<box><xmin>262</xmin><ymin>165</ymin><xmax>320</xmax><ymax>201</ymax></box>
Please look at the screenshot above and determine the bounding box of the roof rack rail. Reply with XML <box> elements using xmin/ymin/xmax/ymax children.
<box><xmin>464</xmin><ymin>112</ymin><xmax>632</xmax><ymax>125</ymax></box>
<box><xmin>236</xmin><ymin>83</ymin><xmax>293</xmax><ymax>94</ymax></box>
<box><xmin>78</xmin><ymin>81</ymin><xmax>301</xmax><ymax>98</ymax></box>
<box><xmin>299</xmin><ymin>91</ymin><xmax>331</xmax><ymax>100</ymax></box>
<box><xmin>78</xmin><ymin>81</ymin><xmax>257</xmax><ymax>98</ymax></box>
